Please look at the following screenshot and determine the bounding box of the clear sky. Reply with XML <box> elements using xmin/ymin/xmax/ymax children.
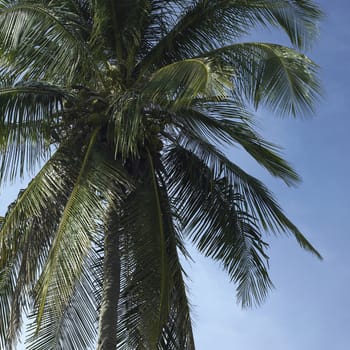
<box><xmin>0</xmin><ymin>1</ymin><xmax>349</xmax><ymax>349</ymax></box>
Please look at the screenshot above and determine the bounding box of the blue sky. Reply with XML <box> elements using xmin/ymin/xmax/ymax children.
<box><xmin>0</xmin><ymin>1</ymin><xmax>349</xmax><ymax>349</ymax></box>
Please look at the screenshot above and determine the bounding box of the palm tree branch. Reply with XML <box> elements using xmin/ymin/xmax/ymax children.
<box><xmin>197</xmin><ymin>42</ymin><xmax>321</xmax><ymax>116</ymax></box>
<box><xmin>163</xmin><ymin>145</ymin><xmax>274</xmax><ymax>306</ymax></box>
<box><xmin>0</xmin><ymin>141</ymin><xmax>83</xmax><ymax>348</ymax></box>
<box><xmin>136</xmin><ymin>0</ymin><xmax>321</xmax><ymax>74</ymax></box>
<box><xmin>26</xmin><ymin>248</ymin><xmax>102</xmax><ymax>350</ymax></box>
<box><xmin>35</xmin><ymin>127</ymin><xmax>100</xmax><ymax>330</ymax></box>
<box><xmin>142</xmin><ymin>58</ymin><xmax>233</xmax><ymax>110</ymax></box>
<box><xmin>0</xmin><ymin>2</ymin><xmax>101</xmax><ymax>83</ymax></box>
<box><xmin>164</xmin><ymin>142</ymin><xmax>321</xmax><ymax>259</ymax></box>
<box><xmin>26</xmin><ymin>146</ymin><xmax>130</xmax><ymax>349</ymax></box>
<box><xmin>171</xmin><ymin>104</ymin><xmax>300</xmax><ymax>185</ymax></box>
<box><xmin>146</xmin><ymin>149</ymin><xmax>170</xmax><ymax>344</ymax></box>
<box><xmin>157</xmin><ymin>175</ymin><xmax>195</xmax><ymax>349</ymax></box>
<box><xmin>0</xmin><ymin>82</ymin><xmax>68</xmax><ymax>184</ymax></box>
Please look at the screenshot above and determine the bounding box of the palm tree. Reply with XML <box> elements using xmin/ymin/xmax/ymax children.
<box><xmin>0</xmin><ymin>1</ymin><xmax>322</xmax><ymax>349</ymax></box>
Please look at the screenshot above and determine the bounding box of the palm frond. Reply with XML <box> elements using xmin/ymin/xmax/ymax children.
<box><xmin>137</xmin><ymin>0</ymin><xmax>322</xmax><ymax>72</ymax></box>
<box><xmin>164</xmin><ymin>145</ymin><xmax>274</xmax><ymax>307</ymax></box>
<box><xmin>26</xmin><ymin>248</ymin><xmax>102</xmax><ymax>350</ymax></box>
<box><xmin>0</xmin><ymin>1</ymin><xmax>99</xmax><ymax>84</ymax></box>
<box><xmin>171</xmin><ymin>102</ymin><xmax>300</xmax><ymax>186</ymax></box>
<box><xmin>0</xmin><ymin>141</ymin><xmax>83</xmax><ymax>348</ymax></box>
<box><xmin>266</xmin><ymin>0</ymin><xmax>322</xmax><ymax>49</ymax></box>
<box><xmin>33</xmin><ymin>129</ymin><xmax>128</xmax><ymax>333</ymax></box>
<box><xmin>136</xmin><ymin>1</ymin><xmax>186</xmax><ymax>63</ymax></box>
<box><xmin>200</xmin><ymin>42</ymin><xmax>321</xmax><ymax>116</ymax></box>
<box><xmin>157</xmin><ymin>178</ymin><xmax>195</xmax><ymax>350</ymax></box>
<box><xmin>26</xmin><ymin>142</ymin><xmax>130</xmax><ymax>349</ymax></box>
<box><xmin>164</xmin><ymin>143</ymin><xmax>321</xmax><ymax>259</ymax></box>
<box><xmin>143</xmin><ymin>58</ymin><xmax>233</xmax><ymax>108</ymax></box>
<box><xmin>110</xmin><ymin>92</ymin><xmax>143</xmax><ymax>159</ymax></box>
<box><xmin>34</xmin><ymin>129</ymin><xmax>100</xmax><ymax>330</ymax></box>
<box><xmin>0</xmin><ymin>81</ymin><xmax>68</xmax><ymax>184</ymax></box>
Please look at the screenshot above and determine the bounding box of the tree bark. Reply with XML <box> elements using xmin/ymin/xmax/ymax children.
<box><xmin>97</xmin><ymin>229</ymin><xmax>120</xmax><ymax>350</ymax></box>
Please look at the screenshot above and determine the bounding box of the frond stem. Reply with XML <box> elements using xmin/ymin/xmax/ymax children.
<box><xmin>36</xmin><ymin>127</ymin><xmax>101</xmax><ymax>331</ymax></box>
<box><xmin>146</xmin><ymin>148</ymin><xmax>169</xmax><ymax>340</ymax></box>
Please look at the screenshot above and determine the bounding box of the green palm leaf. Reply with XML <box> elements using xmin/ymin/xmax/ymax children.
<box><xmin>0</xmin><ymin>81</ymin><xmax>68</xmax><ymax>184</ymax></box>
<box><xmin>165</xmin><ymin>143</ymin><xmax>321</xmax><ymax>259</ymax></box>
<box><xmin>143</xmin><ymin>58</ymin><xmax>233</xmax><ymax>108</ymax></box>
<box><xmin>171</xmin><ymin>102</ymin><xmax>300</xmax><ymax>185</ymax></box>
<box><xmin>26</xmin><ymin>249</ymin><xmax>102</xmax><ymax>350</ymax></box>
<box><xmin>33</xmin><ymin>129</ymin><xmax>128</xmax><ymax>332</ymax></box>
<box><xmin>0</xmin><ymin>141</ymin><xmax>82</xmax><ymax>348</ymax></box>
<box><xmin>0</xmin><ymin>1</ymin><xmax>99</xmax><ymax>84</ymax></box>
<box><xmin>200</xmin><ymin>42</ymin><xmax>321</xmax><ymax>116</ymax></box>
<box><xmin>137</xmin><ymin>0</ymin><xmax>321</xmax><ymax>72</ymax></box>
<box><xmin>164</xmin><ymin>145</ymin><xmax>274</xmax><ymax>306</ymax></box>
<box><xmin>157</xmin><ymin>180</ymin><xmax>195</xmax><ymax>350</ymax></box>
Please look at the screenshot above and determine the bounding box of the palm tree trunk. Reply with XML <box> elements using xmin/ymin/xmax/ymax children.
<box><xmin>97</xmin><ymin>230</ymin><xmax>120</xmax><ymax>350</ymax></box>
